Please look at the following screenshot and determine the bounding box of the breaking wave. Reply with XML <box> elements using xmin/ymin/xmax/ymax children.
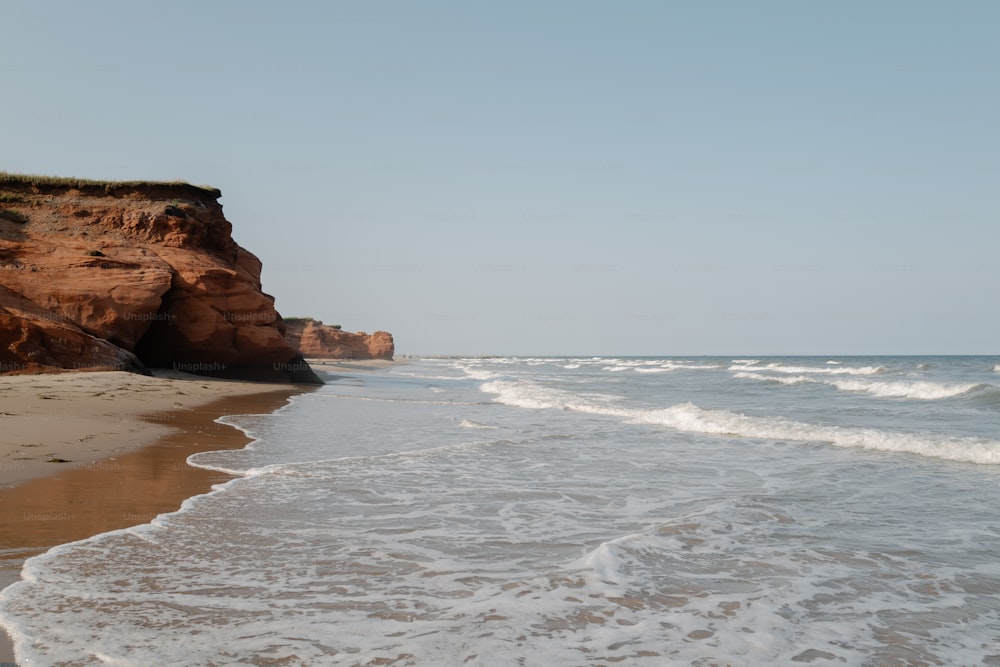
<box><xmin>729</xmin><ymin>361</ymin><xmax>887</xmax><ymax>376</ymax></box>
<box><xmin>734</xmin><ymin>371</ymin><xmax>990</xmax><ymax>400</ymax></box>
<box><xmin>830</xmin><ymin>379</ymin><xmax>987</xmax><ymax>400</ymax></box>
<box><xmin>733</xmin><ymin>371</ymin><xmax>813</xmax><ymax>386</ymax></box>
<box><xmin>481</xmin><ymin>380</ymin><xmax>1000</xmax><ymax>465</ymax></box>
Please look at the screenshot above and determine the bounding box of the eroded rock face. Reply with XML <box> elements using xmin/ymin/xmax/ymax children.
<box><xmin>0</xmin><ymin>285</ymin><xmax>148</xmax><ymax>375</ymax></box>
<box><xmin>283</xmin><ymin>319</ymin><xmax>394</xmax><ymax>360</ymax></box>
<box><xmin>0</xmin><ymin>177</ymin><xmax>322</xmax><ymax>383</ymax></box>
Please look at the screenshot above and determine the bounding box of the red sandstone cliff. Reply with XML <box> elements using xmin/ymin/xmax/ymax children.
<box><xmin>283</xmin><ymin>319</ymin><xmax>394</xmax><ymax>360</ymax></box>
<box><xmin>0</xmin><ymin>174</ymin><xmax>322</xmax><ymax>383</ymax></box>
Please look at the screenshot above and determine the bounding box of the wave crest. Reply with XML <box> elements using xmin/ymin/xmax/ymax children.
<box><xmin>729</xmin><ymin>362</ymin><xmax>887</xmax><ymax>376</ymax></box>
<box><xmin>832</xmin><ymin>380</ymin><xmax>985</xmax><ymax>400</ymax></box>
<box><xmin>481</xmin><ymin>380</ymin><xmax>1000</xmax><ymax>465</ymax></box>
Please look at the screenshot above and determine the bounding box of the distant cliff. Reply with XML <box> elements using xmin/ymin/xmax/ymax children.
<box><xmin>283</xmin><ymin>318</ymin><xmax>394</xmax><ymax>360</ymax></box>
<box><xmin>0</xmin><ymin>173</ymin><xmax>322</xmax><ymax>383</ymax></box>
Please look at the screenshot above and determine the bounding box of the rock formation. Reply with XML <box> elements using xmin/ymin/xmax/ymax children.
<box><xmin>283</xmin><ymin>318</ymin><xmax>394</xmax><ymax>360</ymax></box>
<box><xmin>0</xmin><ymin>174</ymin><xmax>323</xmax><ymax>383</ymax></box>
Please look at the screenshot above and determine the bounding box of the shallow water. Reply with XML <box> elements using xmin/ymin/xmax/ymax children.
<box><xmin>3</xmin><ymin>356</ymin><xmax>1000</xmax><ymax>665</ymax></box>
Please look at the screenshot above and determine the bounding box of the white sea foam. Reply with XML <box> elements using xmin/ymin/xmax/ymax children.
<box><xmin>460</xmin><ymin>419</ymin><xmax>496</xmax><ymax>429</ymax></box>
<box><xmin>733</xmin><ymin>371</ymin><xmax>987</xmax><ymax>400</ymax></box>
<box><xmin>482</xmin><ymin>379</ymin><xmax>1000</xmax><ymax>465</ymax></box>
<box><xmin>460</xmin><ymin>366</ymin><xmax>501</xmax><ymax>380</ymax></box>
<box><xmin>831</xmin><ymin>379</ymin><xmax>983</xmax><ymax>400</ymax></box>
<box><xmin>733</xmin><ymin>371</ymin><xmax>814</xmax><ymax>385</ymax></box>
<box><xmin>394</xmin><ymin>372</ymin><xmax>466</xmax><ymax>381</ymax></box>
<box><xmin>631</xmin><ymin>403</ymin><xmax>1000</xmax><ymax>464</ymax></box>
<box><xmin>574</xmin><ymin>531</ymin><xmax>645</xmax><ymax>585</ymax></box>
<box><xmin>480</xmin><ymin>380</ymin><xmax>625</xmax><ymax>414</ymax></box>
<box><xmin>608</xmin><ymin>361</ymin><xmax>722</xmax><ymax>374</ymax></box>
<box><xmin>602</xmin><ymin>364</ymin><xmax>633</xmax><ymax>372</ymax></box>
<box><xmin>4</xmin><ymin>357</ymin><xmax>1000</xmax><ymax>666</ymax></box>
<box><xmin>729</xmin><ymin>362</ymin><xmax>886</xmax><ymax>376</ymax></box>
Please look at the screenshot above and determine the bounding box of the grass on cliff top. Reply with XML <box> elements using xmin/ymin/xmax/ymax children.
<box><xmin>0</xmin><ymin>172</ymin><xmax>221</xmax><ymax>197</ymax></box>
<box><xmin>285</xmin><ymin>318</ymin><xmax>342</xmax><ymax>329</ymax></box>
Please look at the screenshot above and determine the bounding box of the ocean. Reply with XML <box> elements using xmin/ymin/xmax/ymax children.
<box><xmin>3</xmin><ymin>356</ymin><xmax>1000</xmax><ymax>666</ymax></box>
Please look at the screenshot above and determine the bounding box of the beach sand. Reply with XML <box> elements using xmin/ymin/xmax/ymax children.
<box><xmin>0</xmin><ymin>370</ymin><xmax>320</xmax><ymax>664</ymax></box>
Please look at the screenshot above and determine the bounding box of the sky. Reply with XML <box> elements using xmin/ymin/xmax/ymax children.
<box><xmin>2</xmin><ymin>1</ymin><xmax>997</xmax><ymax>355</ymax></box>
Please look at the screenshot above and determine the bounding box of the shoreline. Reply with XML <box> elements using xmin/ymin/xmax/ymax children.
<box><xmin>0</xmin><ymin>371</ymin><xmax>319</xmax><ymax>664</ymax></box>
<box><xmin>0</xmin><ymin>370</ymin><xmax>313</xmax><ymax>490</ymax></box>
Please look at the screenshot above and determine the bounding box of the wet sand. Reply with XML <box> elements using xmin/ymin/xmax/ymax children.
<box><xmin>0</xmin><ymin>372</ymin><xmax>316</xmax><ymax>664</ymax></box>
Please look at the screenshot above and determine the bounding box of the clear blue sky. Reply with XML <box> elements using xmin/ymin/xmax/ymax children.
<box><xmin>3</xmin><ymin>1</ymin><xmax>997</xmax><ymax>355</ymax></box>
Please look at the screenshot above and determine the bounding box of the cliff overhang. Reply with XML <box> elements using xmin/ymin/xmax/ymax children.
<box><xmin>0</xmin><ymin>173</ymin><xmax>323</xmax><ymax>384</ymax></box>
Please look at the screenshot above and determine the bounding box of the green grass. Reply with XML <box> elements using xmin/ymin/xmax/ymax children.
<box><xmin>283</xmin><ymin>318</ymin><xmax>344</xmax><ymax>330</ymax></box>
<box><xmin>0</xmin><ymin>172</ymin><xmax>221</xmax><ymax>198</ymax></box>
<box><xmin>0</xmin><ymin>193</ymin><xmax>25</xmax><ymax>204</ymax></box>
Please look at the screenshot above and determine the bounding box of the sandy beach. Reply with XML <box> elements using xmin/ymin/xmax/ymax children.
<box><xmin>0</xmin><ymin>369</ymin><xmax>320</xmax><ymax>664</ymax></box>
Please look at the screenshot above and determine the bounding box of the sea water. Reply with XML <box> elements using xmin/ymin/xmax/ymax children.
<box><xmin>3</xmin><ymin>356</ymin><xmax>1000</xmax><ymax>665</ymax></box>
